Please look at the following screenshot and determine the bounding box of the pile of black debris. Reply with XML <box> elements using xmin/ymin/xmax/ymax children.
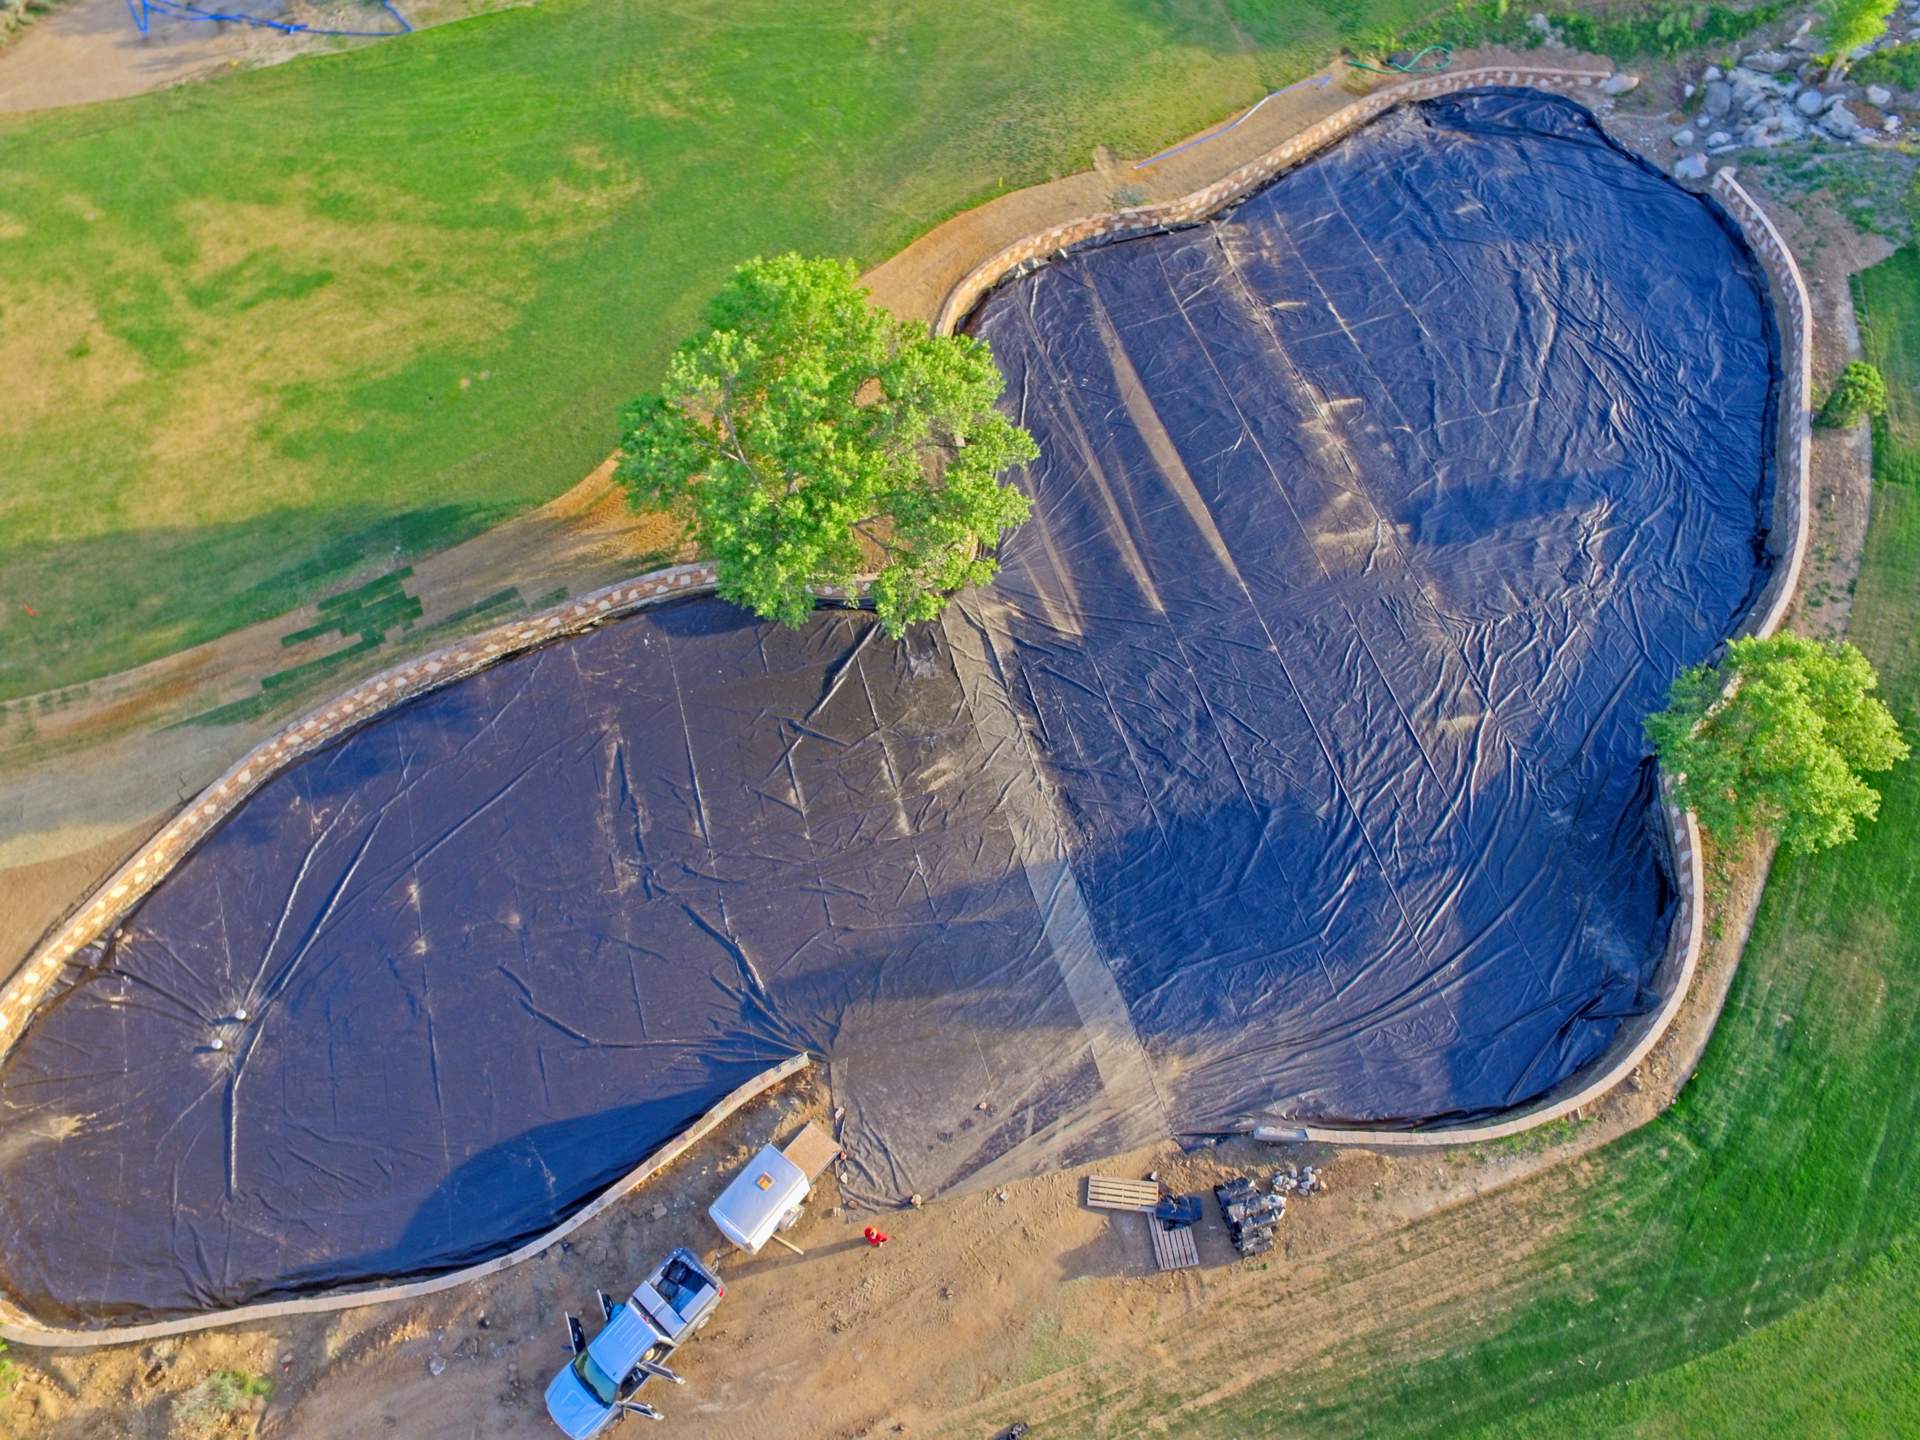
<box><xmin>1215</xmin><ymin>1165</ymin><xmax>1327</xmax><ymax>1257</ymax></box>
<box><xmin>1152</xmin><ymin>1193</ymin><xmax>1204</xmax><ymax>1231</ymax></box>
<box><xmin>1215</xmin><ymin>1177</ymin><xmax>1284</xmax><ymax>1258</ymax></box>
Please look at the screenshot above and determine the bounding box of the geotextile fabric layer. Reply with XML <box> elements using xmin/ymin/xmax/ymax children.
<box><xmin>0</xmin><ymin>90</ymin><xmax>1776</xmax><ymax>1324</ymax></box>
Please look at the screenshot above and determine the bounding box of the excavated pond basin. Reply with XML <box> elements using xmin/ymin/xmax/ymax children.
<box><xmin>0</xmin><ymin>90</ymin><xmax>1778</xmax><ymax>1325</ymax></box>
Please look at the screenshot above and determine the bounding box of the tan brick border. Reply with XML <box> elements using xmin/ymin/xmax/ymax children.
<box><xmin>1288</xmin><ymin>171</ymin><xmax>1811</xmax><ymax>1148</ymax></box>
<box><xmin>933</xmin><ymin>66</ymin><xmax>1610</xmax><ymax>333</ymax></box>
<box><xmin>0</xmin><ymin>68</ymin><xmax>1813</xmax><ymax>1336</ymax></box>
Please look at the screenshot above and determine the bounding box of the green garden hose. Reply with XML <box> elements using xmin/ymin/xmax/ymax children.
<box><xmin>1345</xmin><ymin>43</ymin><xmax>1454</xmax><ymax>75</ymax></box>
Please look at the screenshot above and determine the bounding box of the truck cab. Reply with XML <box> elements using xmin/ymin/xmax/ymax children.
<box><xmin>543</xmin><ymin>1248</ymin><xmax>724</xmax><ymax>1436</ymax></box>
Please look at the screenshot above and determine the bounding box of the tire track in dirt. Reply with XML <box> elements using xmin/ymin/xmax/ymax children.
<box><xmin>946</xmin><ymin>1169</ymin><xmax>1587</xmax><ymax>1435</ymax></box>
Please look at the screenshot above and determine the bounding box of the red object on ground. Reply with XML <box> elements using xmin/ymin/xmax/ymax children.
<box><xmin>22</xmin><ymin>604</ymin><xmax>36</xmax><ymax>617</ymax></box>
<box><xmin>863</xmin><ymin>1227</ymin><xmax>890</xmax><ymax>1247</ymax></box>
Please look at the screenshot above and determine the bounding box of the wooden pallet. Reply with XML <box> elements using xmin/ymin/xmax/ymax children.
<box><xmin>780</xmin><ymin>1122</ymin><xmax>842</xmax><ymax>1182</ymax></box>
<box><xmin>1085</xmin><ymin>1175</ymin><xmax>1161</xmax><ymax>1212</ymax></box>
<box><xmin>1150</xmin><ymin>1222</ymin><xmax>1200</xmax><ymax>1272</ymax></box>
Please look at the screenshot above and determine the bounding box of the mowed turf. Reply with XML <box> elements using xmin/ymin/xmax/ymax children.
<box><xmin>0</xmin><ymin>0</ymin><xmax>1432</xmax><ymax>700</ymax></box>
<box><xmin>1859</xmin><ymin>244</ymin><xmax>1920</xmax><ymax>487</ymax></box>
<box><xmin>1123</xmin><ymin>247</ymin><xmax>1920</xmax><ymax>1439</ymax></box>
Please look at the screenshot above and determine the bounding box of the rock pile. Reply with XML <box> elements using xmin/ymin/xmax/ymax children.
<box><xmin>1660</xmin><ymin>27</ymin><xmax>1913</xmax><ymax>183</ymax></box>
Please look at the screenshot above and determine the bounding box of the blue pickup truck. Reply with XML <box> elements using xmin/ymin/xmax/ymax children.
<box><xmin>543</xmin><ymin>1248</ymin><xmax>725</xmax><ymax>1435</ymax></box>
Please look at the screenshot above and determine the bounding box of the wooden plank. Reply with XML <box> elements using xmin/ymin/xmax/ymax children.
<box><xmin>780</xmin><ymin>1121</ymin><xmax>841</xmax><ymax>1181</ymax></box>
<box><xmin>1085</xmin><ymin>1176</ymin><xmax>1160</xmax><ymax>1212</ymax></box>
<box><xmin>1151</xmin><ymin>1223</ymin><xmax>1199</xmax><ymax>1272</ymax></box>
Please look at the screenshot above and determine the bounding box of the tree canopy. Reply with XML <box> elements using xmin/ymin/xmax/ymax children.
<box><xmin>1645</xmin><ymin>632</ymin><xmax>1910</xmax><ymax>853</ymax></box>
<box><xmin>617</xmin><ymin>254</ymin><xmax>1037</xmax><ymax>636</ymax></box>
<box><xmin>1818</xmin><ymin>0</ymin><xmax>1896</xmax><ymax>73</ymax></box>
<box><xmin>1816</xmin><ymin>360</ymin><xmax>1889</xmax><ymax>429</ymax></box>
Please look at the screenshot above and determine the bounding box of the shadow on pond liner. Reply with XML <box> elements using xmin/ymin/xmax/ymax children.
<box><xmin>0</xmin><ymin>90</ymin><xmax>1779</xmax><ymax>1325</ymax></box>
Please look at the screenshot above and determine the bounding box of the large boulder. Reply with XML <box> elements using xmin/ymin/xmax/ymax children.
<box><xmin>1819</xmin><ymin>102</ymin><xmax>1867</xmax><ymax>138</ymax></box>
<box><xmin>1743</xmin><ymin>49</ymin><xmax>1794</xmax><ymax>73</ymax></box>
<box><xmin>1796</xmin><ymin>87</ymin><xmax>1827</xmax><ymax>115</ymax></box>
<box><xmin>1673</xmin><ymin>152</ymin><xmax>1711</xmax><ymax>181</ymax></box>
<box><xmin>1867</xmin><ymin>84</ymin><xmax>1893</xmax><ymax>106</ymax></box>
<box><xmin>1704</xmin><ymin>80</ymin><xmax>1735</xmax><ymax>116</ymax></box>
<box><xmin>1727</xmin><ymin>68</ymin><xmax>1790</xmax><ymax>114</ymax></box>
<box><xmin>1601</xmin><ymin>71</ymin><xmax>1641</xmax><ymax>95</ymax></box>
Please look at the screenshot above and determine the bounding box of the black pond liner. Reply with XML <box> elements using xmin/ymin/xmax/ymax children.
<box><xmin>0</xmin><ymin>89</ymin><xmax>1779</xmax><ymax>1325</ymax></box>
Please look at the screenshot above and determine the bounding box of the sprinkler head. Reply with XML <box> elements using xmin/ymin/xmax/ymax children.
<box><xmin>235</xmin><ymin>1007</ymin><xmax>249</xmax><ymax>1022</ymax></box>
<box><xmin>210</xmin><ymin>1036</ymin><xmax>225</xmax><ymax>1052</ymax></box>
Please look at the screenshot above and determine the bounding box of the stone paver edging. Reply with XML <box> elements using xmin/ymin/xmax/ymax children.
<box><xmin>0</xmin><ymin>67</ymin><xmax>1813</xmax><ymax>1337</ymax></box>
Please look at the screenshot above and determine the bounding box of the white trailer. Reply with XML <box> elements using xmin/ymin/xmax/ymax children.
<box><xmin>706</xmin><ymin>1122</ymin><xmax>840</xmax><ymax>1255</ymax></box>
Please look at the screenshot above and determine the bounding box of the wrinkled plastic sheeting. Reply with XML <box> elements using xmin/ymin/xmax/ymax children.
<box><xmin>0</xmin><ymin>90</ymin><xmax>1776</xmax><ymax>1324</ymax></box>
<box><xmin>0</xmin><ymin>605</ymin><xmax>1167</xmax><ymax>1322</ymax></box>
<box><xmin>959</xmin><ymin>89</ymin><xmax>1776</xmax><ymax>1134</ymax></box>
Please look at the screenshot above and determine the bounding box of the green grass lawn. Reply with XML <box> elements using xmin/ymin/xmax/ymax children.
<box><xmin>0</xmin><ymin>0</ymin><xmax>1443</xmax><ymax>701</ymax></box>
<box><xmin>1859</xmin><ymin>246</ymin><xmax>1920</xmax><ymax>486</ymax></box>
<box><xmin>1149</xmin><ymin>245</ymin><xmax>1920</xmax><ymax>1438</ymax></box>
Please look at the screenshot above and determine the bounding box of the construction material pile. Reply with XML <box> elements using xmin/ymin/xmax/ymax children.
<box><xmin>1270</xmin><ymin>1163</ymin><xmax>1323</xmax><ymax>1198</ymax></box>
<box><xmin>1215</xmin><ymin>1177</ymin><xmax>1283</xmax><ymax>1258</ymax></box>
<box><xmin>1215</xmin><ymin>1166</ymin><xmax>1327</xmax><ymax>1258</ymax></box>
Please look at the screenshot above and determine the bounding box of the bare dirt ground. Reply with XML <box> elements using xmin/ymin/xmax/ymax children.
<box><xmin>0</xmin><ymin>1076</ymin><xmax>1629</xmax><ymax>1440</ymax></box>
<box><xmin>0</xmin><ymin>0</ymin><xmax>256</xmax><ymax>112</ymax></box>
<box><xmin>0</xmin><ymin>0</ymin><xmax>515</xmax><ymax>114</ymax></box>
<box><xmin>0</xmin><ymin>42</ymin><xmax>1890</xmax><ymax>1440</ymax></box>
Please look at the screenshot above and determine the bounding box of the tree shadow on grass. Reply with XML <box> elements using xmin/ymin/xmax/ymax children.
<box><xmin>0</xmin><ymin>501</ymin><xmax>508</xmax><ymax>702</ymax></box>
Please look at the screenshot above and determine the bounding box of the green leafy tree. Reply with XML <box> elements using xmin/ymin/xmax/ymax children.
<box><xmin>1819</xmin><ymin>0</ymin><xmax>1896</xmax><ymax>75</ymax></box>
<box><xmin>618</xmin><ymin>254</ymin><xmax>1037</xmax><ymax>636</ymax></box>
<box><xmin>1646</xmin><ymin>632</ymin><xmax>1909</xmax><ymax>853</ymax></box>
<box><xmin>1816</xmin><ymin>360</ymin><xmax>1889</xmax><ymax>428</ymax></box>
